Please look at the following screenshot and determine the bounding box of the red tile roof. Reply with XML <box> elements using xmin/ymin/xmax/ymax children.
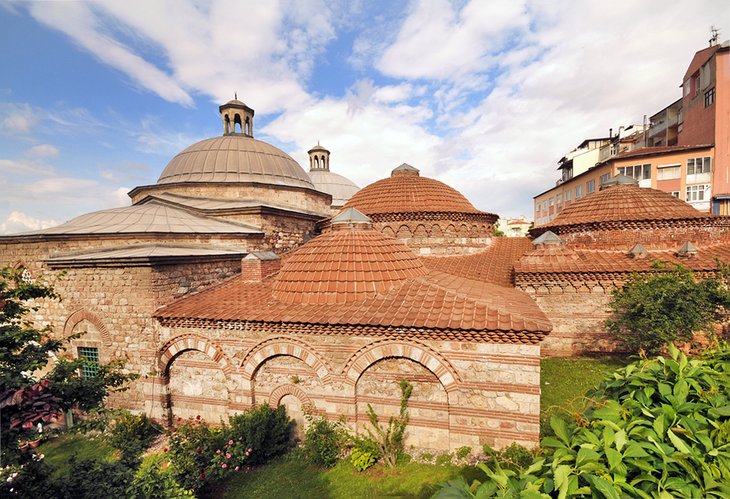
<box><xmin>613</xmin><ymin>144</ymin><xmax>713</xmax><ymax>160</ymax></box>
<box><xmin>421</xmin><ymin>238</ymin><xmax>533</xmax><ymax>287</ymax></box>
<box><xmin>272</xmin><ymin>226</ymin><xmax>427</xmax><ymax>304</ymax></box>
<box><xmin>155</xmin><ymin>228</ymin><xmax>550</xmax><ymax>337</ymax></box>
<box><xmin>541</xmin><ymin>184</ymin><xmax>707</xmax><ymax>230</ymax></box>
<box><xmin>514</xmin><ymin>243</ymin><xmax>730</xmax><ymax>276</ymax></box>
<box><xmin>343</xmin><ymin>168</ymin><xmax>486</xmax><ymax>215</ymax></box>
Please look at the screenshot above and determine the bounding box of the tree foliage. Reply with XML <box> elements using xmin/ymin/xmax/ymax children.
<box><xmin>606</xmin><ymin>263</ymin><xmax>730</xmax><ymax>354</ymax></box>
<box><xmin>0</xmin><ymin>266</ymin><xmax>137</xmax><ymax>463</ymax></box>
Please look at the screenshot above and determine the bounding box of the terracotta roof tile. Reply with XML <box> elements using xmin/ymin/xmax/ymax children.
<box><xmin>541</xmin><ymin>184</ymin><xmax>707</xmax><ymax>230</ymax></box>
<box><xmin>155</xmin><ymin>231</ymin><xmax>550</xmax><ymax>336</ymax></box>
<box><xmin>515</xmin><ymin>242</ymin><xmax>730</xmax><ymax>275</ymax></box>
<box><xmin>421</xmin><ymin>238</ymin><xmax>532</xmax><ymax>286</ymax></box>
<box><xmin>343</xmin><ymin>168</ymin><xmax>489</xmax><ymax>216</ymax></box>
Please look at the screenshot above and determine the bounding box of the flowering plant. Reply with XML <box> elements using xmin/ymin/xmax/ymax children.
<box><xmin>208</xmin><ymin>438</ymin><xmax>252</xmax><ymax>480</ymax></box>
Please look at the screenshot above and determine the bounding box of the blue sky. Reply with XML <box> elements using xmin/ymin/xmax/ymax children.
<box><xmin>0</xmin><ymin>0</ymin><xmax>726</xmax><ymax>233</ymax></box>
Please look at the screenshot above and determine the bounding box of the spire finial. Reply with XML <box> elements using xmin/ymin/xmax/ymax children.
<box><xmin>234</xmin><ymin>91</ymin><xmax>238</xmax><ymax>100</ymax></box>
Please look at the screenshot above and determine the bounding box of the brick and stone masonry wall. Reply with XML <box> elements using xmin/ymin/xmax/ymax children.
<box><xmin>377</xmin><ymin>220</ymin><xmax>493</xmax><ymax>256</ymax></box>
<box><xmin>148</xmin><ymin>325</ymin><xmax>541</xmax><ymax>452</ymax></box>
<box><xmin>0</xmin><ymin>238</ymin><xmax>243</xmax><ymax>409</ymax></box>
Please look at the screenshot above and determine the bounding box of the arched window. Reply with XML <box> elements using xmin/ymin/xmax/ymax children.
<box><xmin>234</xmin><ymin>114</ymin><xmax>243</xmax><ymax>133</ymax></box>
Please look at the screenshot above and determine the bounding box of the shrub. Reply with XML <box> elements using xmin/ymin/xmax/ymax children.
<box><xmin>225</xmin><ymin>404</ymin><xmax>294</xmax><ymax>465</ymax></box>
<box><xmin>351</xmin><ymin>448</ymin><xmax>376</xmax><ymax>472</ymax></box>
<box><xmin>436</xmin><ymin>344</ymin><xmax>730</xmax><ymax>498</ymax></box>
<box><xmin>207</xmin><ymin>438</ymin><xmax>253</xmax><ymax>480</ymax></box>
<box><xmin>109</xmin><ymin>412</ymin><xmax>158</xmax><ymax>462</ymax></box>
<box><xmin>365</xmin><ymin>379</ymin><xmax>413</xmax><ymax>468</ymax></box>
<box><xmin>129</xmin><ymin>454</ymin><xmax>193</xmax><ymax>499</ymax></box>
<box><xmin>302</xmin><ymin>414</ymin><xmax>347</xmax><ymax>468</ymax></box>
<box><xmin>606</xmin><ymin>263</ymin><xmax>730</xmax><ymax>353</ymax></box>
<box><xmin>0</xmin><ymin>454</ymin><xmax>59</xmax><ymax>498</ymax></box>
<box><xmin>56</xmin><ymin>456</ymin><xmax>134</xmax><ymax>499</ymax></box>
<box><xmin>166</xmin><ymin>417</ymin><xmax>224</xmax><ymax>492</ymax></box>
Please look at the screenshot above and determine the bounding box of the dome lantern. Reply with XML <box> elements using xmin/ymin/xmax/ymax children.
<box><xmin>308</xmin><ymin>142</ymin><xmax>330</xmax><ymax>171</ymax></box>
<box><xmin>219</xmin><ymin>94</ymin><xmax>255</xmax><ymax>137</ymax></box>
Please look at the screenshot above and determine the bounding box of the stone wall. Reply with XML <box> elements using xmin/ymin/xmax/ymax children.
<box><xmin>553</xmin><ymin>223</ymin><xmax>730</xmax><ymax>250</ymax></box>
<box><xmin>0</xmin><ymin>238</ymin><xmax>243</xmax><ymax>410</ymax></box>
<box><xmin>375</xmin><ymin>220</ymin><xmax>493</xmax><ymax>256</ymax></box>
<box><xmin>149</xmin><ymin>325</ymin><xmax>541</xmax><ymax>452</ymax></box>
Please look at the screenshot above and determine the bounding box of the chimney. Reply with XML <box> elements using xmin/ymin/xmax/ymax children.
<box><xmin>241</xmin><ymin>252</ymin><xmax>281</xmax><ymax>282</ymax></box>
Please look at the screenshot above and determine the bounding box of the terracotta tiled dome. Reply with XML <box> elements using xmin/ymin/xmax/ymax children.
<box><xmin>343</xmin><ymin>164</ymin><xmax>482</xmax><ymax>215</ymax></box>
<box><xmin>544</xmin><ymin>183</ymin><xmax>708</xmax><ymax>229</ymax></box>
<box><xmin>272</xmin><ymin>214</ymin><xmax>426</xmax><ymax>304</ymax></box>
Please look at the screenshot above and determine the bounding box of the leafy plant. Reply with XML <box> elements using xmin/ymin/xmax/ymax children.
<box><xmin>225</xmin><ymin>404</ymin><xmax>294</xmax><ymax>465</ymax></box>
<box><xmin>351</xmin><ymin>448</ymin><xmax>377</xmax><ymax>472</ymax></box>
<box><xmin>302</xmin><ymin>413</ymin><xmax>348</xmax><ymax>468</ymax></box>
<box><xmin>109</xmin><ymin>411</ymin><xmax>159</xmax><ymax>462</ymax></box>
<box><xmin>129</xmin><ymin>454</ymin><xmax>193</xmax><ymax>499</ymax></box>
<box><xmin>455</xmin><ymin>446</ymin><xmax>471</xmax><ymax>460</ymax></box>
<box><xmin>166</xmin><ymin>416</ymin><xmax>224</xmax><ymax>491</ymax></box>
<box><xmin>436</xmin><ymin>344</ymin><xmax>730</xmax><ymax>498</ymax></box>
<box><xmin>366</xmin><ymin>379</ymin><xmax>413</xmax><ymax>468</ymax></box>
<box><xmin>606</xmin><ymin>263</ymin><xmax>730</xmax><ymax>353</ymax></box>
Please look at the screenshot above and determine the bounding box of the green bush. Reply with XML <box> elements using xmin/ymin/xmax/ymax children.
<box><xmin>226</xmin><ymin>404</ymin><xmax>294</xmax><ymax>466</ymax></box>
<box><xmin>436</xmin><ymin>344</ymin><xmax>730</xmax><ymax>498</ymax></box>
<box><xmin>455</xmin><ymin>446</ymin><xmax>471</xmax><ymax>460</ymax></box>
<box><xmin>109</xmin><ymin>412</ymin><xmax>159</xmax><ymax>462</ymax></box>
<box><xmin>366</xmin><ymin>379</ymin><xmax>413</xmax><ymax>468</ymax></box>
<box><xmin>606</xmin><ymin>264</ymin><xmax>730</xmax><ymax>353</ymax></box>
<box><xmin>129</xmin><ymin>454</ymin><xmax>193</xmax><ymax>499</ymax></box>
<box><xmin>166</xmin><ymin>417</ymin><xmax>224</xmax><ymax>492</ymax></box>
<box><xmin>56</xmin><ymin>456</ymin><xmax>134</xmax><ymax>499</ymax></box>
<box><xmin>351</xmin><ymin>448</ymin><xmax>376</xmax><ymax>472</ymax></box>
<box><xmin>481</xmin><ymin>443</ymin><xmax>535</xmax><ymax>473</ymax></box>
<box><xmin>302</xmin><ymin>414</ymin><xmax>347</xmax><ymax>468</ymax></box>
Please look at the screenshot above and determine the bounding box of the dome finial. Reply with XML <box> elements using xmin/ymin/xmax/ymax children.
<box><xmin>219</xmin><ymin>98</ymin><xmax>254</xmax><ymax>137</ymax></box>
<box><xmin>308</xmin><ymin>142</ymin><xmax>330</xmax><ymax>172</ymax></box>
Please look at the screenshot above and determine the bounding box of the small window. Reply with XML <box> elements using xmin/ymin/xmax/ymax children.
<box><xmin>688</xmin><ymin>157</ymin><xmax>712</xmax><ymax>175</ymax></box>
<box><xmin>600</xmin><ymin>173</ymin><xmax>610</xmax><ymax>185</ymax></box>
<box><xmin>78</xmin><ymin>347</ymin><xmax>99</xmax><ymax>378</ymax></box>
<box><xmin>705</xmin><ymin>88</ymin><xmax>716</xmax><ymax>107</ymax></box>
<box><xmin>670</xmin><ymin>191</ymin><xmax>680</xmax><ymax>198</ymax></box>
<box><xmin>575</xmin><ymin>185</ymin><xmax>583</xmax><ymax>199</ymax></box>
<box><xmin>586</xmin><ymin>180</ymin><xmax>595</xmax><ymax>194</ymax></box>
<box><xmin>686</xmin><ymin>184</ymin><xmax>710</xmax><ymax>202</ymax></box>
<box><xmin>565</xmin><ymin>190</ymin><xmax>571</xmax><ymax>202</ymax></box>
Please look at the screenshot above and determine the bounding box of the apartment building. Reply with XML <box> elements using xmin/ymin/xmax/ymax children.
<box><xmin>534</xmin><ymin>39</ymin><xmax>728</xmax><ymax>225</ymax></box>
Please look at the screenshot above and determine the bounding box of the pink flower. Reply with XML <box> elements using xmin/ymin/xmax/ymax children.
<box><xmin>226</xmin><ymin>453</ymin><xmax>231</xmax><ymax>459</ymax></box>
<box><xmin>234</xmin><ymin>466</ymin><xmax>240</xmax><ymax>472</ymax></box>
<box><xmin>216</xmin><ymin>449</ymin><xmax>221</xmax><ymax>454</ymax></box>
<box><xmin>245</xmin><ymin>450</ymin><xmax>251</xmax><ymax>457</ymax></box>
<box><xmin>177</xmin><ymin>417</ymin><xmax>182</xmax><ymax>422</ymax></box>
<box><xmin>199</xmin><ymin>473</ymin><xmax>205</xmax><ymax>479</ymax></box>
<box><xmin>196</xmin><ymin>415</ymin><xmax>201</xmax><ymax>420</ymax></box>
<box><xmin>228</xmin><ymin>440</ymin><xmax>234</xmax><ymax>445</ymax></box>
<box><xmin>221</xmin><ymin>463</ymin><xmax>227</xmax><ymax>468</ymax></box>
<box><xmin>248</xmin><ymin>448</ymin><xmax>253</xmax><ymax>453</ymax></box>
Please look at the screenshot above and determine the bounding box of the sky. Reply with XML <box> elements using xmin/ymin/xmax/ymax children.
<box><xmin>0</xmin><ymin>0</ymin><xmax>727</xmax><ymax>234</ymax></box>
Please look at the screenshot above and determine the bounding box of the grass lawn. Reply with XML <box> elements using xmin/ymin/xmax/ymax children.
<box><xmin>37</xmin><ymin>433</ymin><xmax>118</xmax><ymax>479</ymax></box>
<box><xmin>540</xmin><ymin>356</ymin><xmax>629</xmax><ymax>435</ymax></box>
<box><xmin>205</xmin><ymin>452</ymin><xmax>478</xmax><ymax>499</ymax></box>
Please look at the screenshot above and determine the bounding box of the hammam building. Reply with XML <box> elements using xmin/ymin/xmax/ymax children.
<box><xmin>3</xmin><ymin>99</ymin><xmax>730</xmax><ymax>451</ymax></box>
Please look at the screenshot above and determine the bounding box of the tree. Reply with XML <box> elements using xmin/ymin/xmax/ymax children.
<box><xmin>365</xmin><ymin>379</ymin><xmax>412</xmax><ymax>468</ymax></box>
<box><xmin>605</xmin><ymin>263</ymin><xmax>730</xmax><ymax>354</ymax></box>
<box><xmin>0</xmin><ymin>267</ymin><xmax>137</xmax><ymax>462</ymax></box>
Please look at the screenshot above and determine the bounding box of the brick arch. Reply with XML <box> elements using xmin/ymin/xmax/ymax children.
<box><xmin>268</xmin><ymin>384</ymin><xmax>313</xmax><ymax>409</ymax></box>
<box><xmin>240</xmin><ymin>336</ymin><xmax>332</xmax><ymax>382</ymax></box>
<box><xmin>396</xmin><ymin>225</ymin><xmax>413</xmax><ymax>238</ymax></box>
<box><xmin>158</xmin><ymin>334</ymin><xmax>233</xmax><ymax>375</ymax></box>
<box><xmin>382</xmin><ymin>226</ymin><xmax>396</xmax><ymax>238</ymax></box>
<box><xmin>342</xmin><ymin>339</ymin><xmax>461</xmax><ymax>392</ymax></box>
<box><xmin>63</xmin><ymin>309</ymin><xmax>112</xmax><ymax>346</ymax></box>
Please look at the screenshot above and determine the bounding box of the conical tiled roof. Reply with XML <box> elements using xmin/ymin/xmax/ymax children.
<box><xmin>343</xmin><ymin>164</ymin><xmax>483</xmax><ymax>215</ymax></box>
<box><xmin>271</xmin><ymin>224</ymin><xmax>426</xmax><ymax>304</ymax></box>
<box><xmin>543</xmin><ymin>183</ymin><xmax>708</xmax><ymax>229</ymax></box>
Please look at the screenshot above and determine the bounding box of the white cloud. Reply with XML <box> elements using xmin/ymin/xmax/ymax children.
<box><xmin>0</xmin><ymin>103</ymin><xmax>36</xmax><ymax>135</ymax></box>
<box><xmin>0</xmin><ymin>211</ymin><xmax>59</xmax><ymax>235</ymax></box>
<box><xmin>26</xmin><ymin>144</ymin><xmax>59</xmax><ymax>157</ymax></box>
